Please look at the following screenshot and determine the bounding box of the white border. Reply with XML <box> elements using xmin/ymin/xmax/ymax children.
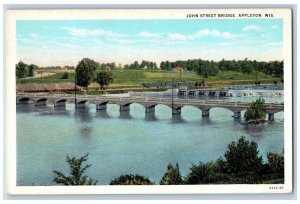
<box><xmin>6</xmin><ymin>8</ymin><xmax>293</xmax><ymax>195</ymax></box>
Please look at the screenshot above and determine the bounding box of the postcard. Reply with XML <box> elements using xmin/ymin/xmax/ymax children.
<box><xmin>6</xmin><ymin>8</ymin><xmax>293</xmax><ymax>194</ymax></box>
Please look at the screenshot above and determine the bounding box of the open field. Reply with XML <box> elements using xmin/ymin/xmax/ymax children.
<box><xmin>17</xmin><ymin>69</ymin><xmax>281</xmax><ymax>90</ymax></box>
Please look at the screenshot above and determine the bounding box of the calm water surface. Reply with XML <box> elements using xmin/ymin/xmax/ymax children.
<box><xmin>17</xmin><ymin>93</ymin><xmax>284</xmax><ymax>185</ymax></box>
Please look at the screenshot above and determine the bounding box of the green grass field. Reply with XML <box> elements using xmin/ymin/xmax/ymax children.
<box><xmin>17</xmin><ymin>69</ymin><xmax>281</xmax><ymax>89</ymax></box>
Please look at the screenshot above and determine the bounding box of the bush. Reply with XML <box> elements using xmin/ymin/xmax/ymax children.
<box><xmin>61</xmin><ymin>71</ymin><xmax>69</xmax><ymax>79</ymax></box>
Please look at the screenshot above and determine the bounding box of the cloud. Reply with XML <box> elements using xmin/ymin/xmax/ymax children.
<box><xmin>216</xmin><ymin>42</ymin><xmax>232</xmax><ymax>46</ymax></box>
<box><xmin>265</xmin><ymin>41</ymin><xmax>282</xmax><ymax>46</ymax></box>
<box><xmin>17</xmin><ymin>38</ymin><xmax>33</xmax><ymax>44</ymax></box>
<box><xmin>138</xmin><ymin>31</ymin><xmax>162</xmax><ymax>38</ymax></box>
<box><xmin>271</xmin><ymin>25</ymin><xmax>279</xmax><ymax>30</ymax></box>
<box><xmin>30</xmin><ymin>33</ymin><xmax>41</xmax><ymax>39</ymax></box>
<box><xmin>243</xmin><ymin>25</ymin><xmax>262</xmax><ymax>31</ymax></box>
<box><xmin>63</xmin><ymin>27</ymin><xmax>126</xmax><ymax>38</ymax></box>
<box><xmin>107</xmin><ymin>38</ymin><xmax>135</xmax><ymax>44</ymax></box>
<box><xmin>168</xmin><ymin>33</ymin><xmax>193</xmax><ymax>41</ymax></box>
<box><xmin>139</xmin><ymin>29</ymin><xmax>242</xmax><ymax>41</ymax></box>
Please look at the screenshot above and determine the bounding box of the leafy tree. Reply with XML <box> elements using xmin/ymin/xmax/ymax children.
<box><xmin>28</xmin><ymin>64</ymin><xmax>38</xmax><ymax>77</ymax></box>
<box><xmin>160</xmin><ymin>61</ymin><xmax>166</xmax><ymax>70</ymax></box>
<box><xmin>53</xmin><ymin>153</ymin><xmax>97</xmax><ymax>185</ymax></box>
<box><xmin>96</xmin><ymin>71</ymin><xmax>113</xmax><ymax>90</ymax></box>
<box><xmin>61</xmin><ymin>71</ymin><xmax>69</xmax><ymax>79</ymax></box>
<box><xmin>110</xmin><ymin>174</ymin><xmax>153</xmax><ymax>185</ymax></box>
<box><xmin>221</xmin><ymin>136</ymin><xmax>264</xmax><ymax>183</ymax></box>
<box><xmin>160</xmin><ymin>163</ymin><xmax>183</xmax><ymax>185</ymax></box>
<box><xmin>16</xmin><ymin>61</ymin><xmax>28</xmax><ymax>79</ymax></box>
<box><xmin>185</xmin><ymin>161</ymin><xmax>233</xmax><ymax>184</ymax></box>
<box><xmin>244</xmin><ymin>98</ymin><xmax>267</xmax><ymax>123</ymax></box>
<box><xmin>75</xmin><ymin>58</ymin><xmax>97</xmax><ymax>91</ymax></box>
<box><xmin>267</xmin><ymin>151</ymin><xmax>284</xmax><ymax>177</ymax></box>
<box><xmin>185</xmin><ymin>162</ymin><xmax>210</xmax><ymax>184</ymax></box>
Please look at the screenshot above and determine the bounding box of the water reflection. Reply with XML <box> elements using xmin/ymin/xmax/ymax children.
<box><xmin>145</xmin><ymin>112</ymin><xmax>157</xmax><ymax>121</ymax></box>
<box><xmin>74</xmin><ymin>108</ymin><xmax>93</xmax><ymax>122</ymax></box>
<box><xmin>199</xmin><ymin>117</ymin><xmax>213</xmax><ymax>125</ymax></box>
<box><xmin>39</xmin><ymin>107</ymin><xmax>70</xmax><ymax>117</ymax></box>
<box><xmin>244</xmin><ymin>123</ymin><xmax>267</xmax><ymax>132</ymax></box>
<box><xmin>16</xmin><ymin>104</ymin><xmax>35</xmax><ymax>113</ymax></box>
<box><xmin>171</xmin><ymin>114</ymin><xmax>186</xmax><ymax>123</ymax></box>
<box><xmin>34</xmin><ymin>105</ymin><xmax>52</xmax><ymax>112</ymax></box>
<box><xmin>80</xmin><ymin>126</ymin><xmax>92</xmax><ymax>138</ymax></box>
<box><xmin>95</xmin><ymin>109</ymin><xmax>110</xmax><ymax>119</ymax></box>
<box><xmin>119</xmin><ymin>111</ymin><xmax>132</xmax><ymax>120</ymax></box>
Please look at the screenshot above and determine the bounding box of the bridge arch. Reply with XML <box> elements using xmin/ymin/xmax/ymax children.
<box><xmin>154</xmin><ymin>104</ymin><xmax>172</xmax><ymax>119</ymax></box>
<box><xmin>17</xmin><ymin>97</ymin><xmax>34</xmax><ymax>104</ymax></box>
<box><xmin>128</xmin><ymin>103</ymin><xmax>146</xmax><ymax>119</ymax></box>
<box><xmin>33</xmin><ymin>98</ymin><xmax>48</xmax><ymax>106</ymax></box>
<box><xmin>180</xmin><ymin>105</ymin><xmax>202</xmax><ymax>120</ymax></box>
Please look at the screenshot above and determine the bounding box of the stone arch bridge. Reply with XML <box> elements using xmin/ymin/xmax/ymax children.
<box><xmin>16</xmin><ymin>94</ymin><xmax>284</xmax><ymax>121</ymax></box>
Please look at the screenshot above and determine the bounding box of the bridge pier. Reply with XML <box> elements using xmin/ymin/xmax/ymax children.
<box><xmin>76</xmin><ymin>102</ymin><xmax>87</xmax><ymax>108</ymax></box>
<box><xmin>96</xmin><ymin>103</ymin><xmax>107</xmax><ymax>110</ymax></box>
<box><xmin>120</xmin><ymin>104</ymin><xmax>130</xmax><ymax>111</ymax></box>
<box><xmin>172</xmin><ymin>107</ymin><xmax>182</xmax><ymax>115</ymax></box>
<box><xmin>233</xmin><ymin>111</ymin><xmax>241</xmax><ymax>118</ymax></box>
<box><xmin>145</xmin><ymin>105</ymin><xmax>155</xmax><ymax>113</ymax></box>
<box><xmin>202</xmin><ymin>109</ymin><xmax>210</xmax><ymax>117</ymax></box>
<box><xmin>268</xmin><ymin>113</ymin><xmax>275</xmax><ymax>121</ymax></box>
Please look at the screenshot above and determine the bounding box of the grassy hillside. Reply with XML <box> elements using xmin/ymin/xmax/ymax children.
<box><xmin>17</xmin><ymin>69</ymin><xmax>281</xmax><ymax>89</ymax></box>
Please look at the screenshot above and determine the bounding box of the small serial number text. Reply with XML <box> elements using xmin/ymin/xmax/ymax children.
<box><xmin>269</xmin><ymin>186</ymin><xmax>284</xmax><ymax>190</ymax></box>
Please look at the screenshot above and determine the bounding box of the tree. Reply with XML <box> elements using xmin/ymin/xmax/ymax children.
<box><xmin>160</xmin><ymin>61</ymin><xmax>166</xmax><ymax>70</ymax></box>
<box><xmin>267</xmin><ymin>151</ymin><xmax>284</xmax><ymax>177</ymax></box>
<box><xmin>28</xmin><ymin>64</ymin><xmax>38</xmax><ymax>77</ymax></box>
<box><xmin>75</xmin><ymin>58</ymin><xmax>97</xmax><ymax>91</ymax></box>
<box><xmin>53</xmin><ymin>153</ymin><xmax>97</xmax><ymax>185</ymax></box>
<box><xmin>221</xmin><ymin>136</ymin><xmax>264</xmax><ymax>183</ymax></box>
<box><xmin>16</xmin><ymin>61</ymin><xmax>28</xmax><ymax>79</ymax></box>
<box><xmin>96</xmin><ymin>71</ymin><xmax>113</xmax><ymax>90</ymax></box>
<box><xmin>110</xmin><ymin>174</ymin><xmax>153</xmax><ymax>185</ymax></box>
<box><xmin>244</xmin><ymin>98</ymin><xmax>267</xmax><ymax>123</ymax></box>
<box><xmin>185</xmin><ymin>162</ymin><xmax>210</xmax><ymax>184</ymax></box>
<box><xmin>160</xmin><ymin>163</ymin><xmax>183</xmax><ymax>185</ymax></box>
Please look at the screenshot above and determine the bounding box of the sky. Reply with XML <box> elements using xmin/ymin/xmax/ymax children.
<box><xmin>16</xmin><ymin>19</ymin><xmax>283</xmax><ymax>67</ymax></box>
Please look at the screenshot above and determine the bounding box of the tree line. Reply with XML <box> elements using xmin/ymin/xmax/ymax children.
<box><xmin>123</xmin><ymin>60</ymin><xmax>158</xmax><ymax>70</ymax></box>
<box><xmin>53</xmin><ymin>136</ymin><xmax>284</xmax><ymax>185</ymax></box>
<box><xmin>15</xmin><ymin>61</ymin><xmax>39</xmax><ymax>79</ymax></box>
<box><xmin>17</xmin><ymin>57</ymin><xmax>283</xmax><ymax>83</ymax></box>
<box><xmin>160</xmin><ymin>58</ymin><xmax>283</xmax><ymax>78</ymax></box>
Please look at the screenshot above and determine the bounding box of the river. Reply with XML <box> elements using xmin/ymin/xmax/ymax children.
<box><xmin>16</xmin><ymin>85</ymin><xmax>284</xmax><ymax>185</ymax></box>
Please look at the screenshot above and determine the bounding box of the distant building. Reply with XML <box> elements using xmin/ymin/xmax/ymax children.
<box><xmin>172</xmin><ymin>66</ymin><xmax>184</xmax><ymax>72</ymax></box>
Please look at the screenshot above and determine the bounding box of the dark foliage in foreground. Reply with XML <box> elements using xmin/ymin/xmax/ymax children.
<box><xmin>160</xmin><ymin>163</ymin><xmax>183</xmax><ymax>185</ymax></box>
<box><xmin>53</xmin><ymin>153</ymin><xmax>97</xmax><ymax>185</ymax></box>
<box><xmin>110</xmin><ymin>174</ymin><xmax>153</xmax><ymax>185</ymax></box>
<box><xmin>163</xmin><ymin>137</ymin><xmax>284</xmax><ymax>184</ymax></box>
<box><xmin>53</xmin><ymin>137</ymin><xmax>284</xmax><ymax>185</ymax></box>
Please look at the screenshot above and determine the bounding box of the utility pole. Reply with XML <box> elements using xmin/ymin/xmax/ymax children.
<box><xmin>172</xmin><ymin>77</ymin><xmax>174</xmax><ymax>112</ymax></box>
<box><xmin>74</xmin><ymin>69</ymin><xmax>77</xmax><ymax>108</ymax></box>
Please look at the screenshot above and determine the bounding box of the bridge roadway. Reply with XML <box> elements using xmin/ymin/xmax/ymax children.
<box><xmin>16</xmin><ymin>93</ymin><xmax>284</xmax><ymax>121</ymax></box>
